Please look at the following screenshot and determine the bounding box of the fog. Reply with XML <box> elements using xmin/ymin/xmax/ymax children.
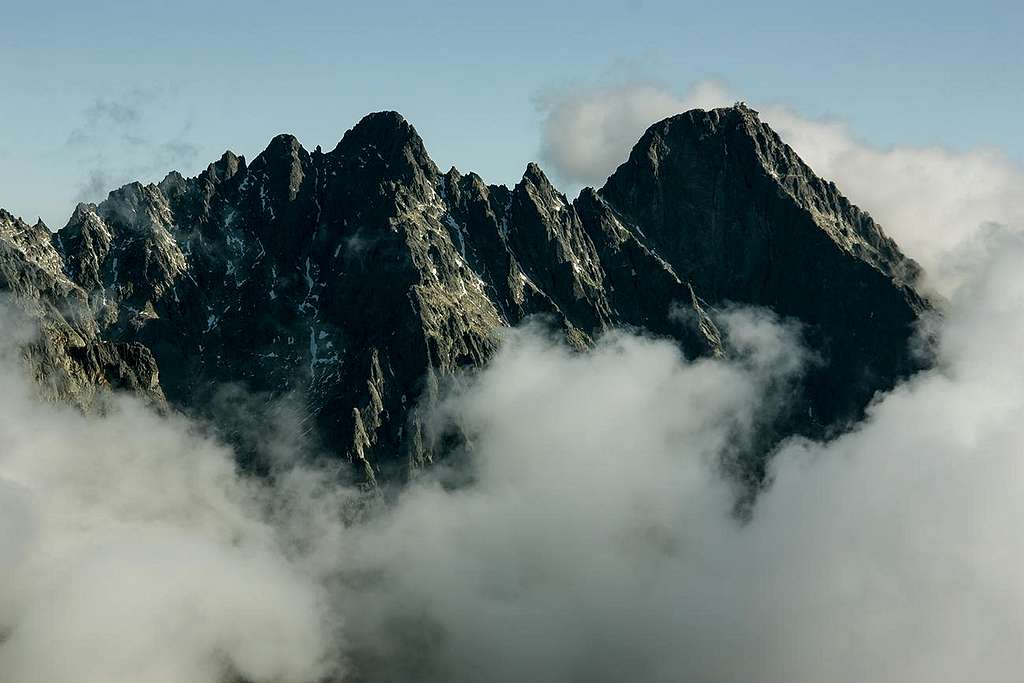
<box><xmin>0</xmin><ymin>308</ymin><xmax>343</xmax><ymax>682</ymax></box>
<box><xmin>330</xmin><ymin>231</ymin><xmax>1024</xmax><ymax>681</ymax></box>
<box><xmin>2</xmin><ymin>95</ymin><xmax>1024</xmax><ymax>680</ymax></box>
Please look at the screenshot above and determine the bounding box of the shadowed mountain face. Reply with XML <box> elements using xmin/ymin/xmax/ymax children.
<box><xmin>0</xmin><ymin>105</ymin><xmax>929</xmax><ymax>483</ymax></box>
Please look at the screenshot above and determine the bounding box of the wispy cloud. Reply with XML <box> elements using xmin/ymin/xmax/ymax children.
<box><xmin>65</xmin><ymin>88</ymin><xmax>200</xmax><ymax>205</ymax></box>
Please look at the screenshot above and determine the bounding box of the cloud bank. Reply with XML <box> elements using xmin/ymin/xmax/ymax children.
<box><xmin>1</xmin><ymin>90</ymin><xmax>1023</xmax><ymax>681</ymax></box>
<box><xmin>0</xmin><ymin>306</ymin><xmax>344</xmax><ymax>683</ymax></box>
<box><xmin>330</xmin><ymin>227</ymin><xmax>1024</xmax><ymax>681</ymax></box>
<box><xmin>4</xmin><ymin>220</ymin><xmax>1024</xmax><ymax>681</ymax></box>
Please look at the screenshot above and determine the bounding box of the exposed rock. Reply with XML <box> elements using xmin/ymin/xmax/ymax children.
<box><xmin>600</xmin><ymin>105</ymin><xmax>928</xmax><ymax>448</ymax></box>
<box><xmin>0</xmin><ymin>209</ymin><xmax>163</xmax><ymax>408</ymax></box>
<box><xmin>0</xmin><ymin>106</ymin><xmax>931</xmax><ymax>483</ymax></box>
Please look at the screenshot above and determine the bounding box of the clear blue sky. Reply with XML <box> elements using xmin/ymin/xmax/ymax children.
<box><xmin>1</xmin><ymin>0</ymin><xmax>1020</xmax><ymax>228</ymax></box>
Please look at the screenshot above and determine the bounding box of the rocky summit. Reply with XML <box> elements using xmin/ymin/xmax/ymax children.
<box><xmin>0</xmin><ymin>105</ymin><xmax>930</xmax><ymax>484</ymax></box>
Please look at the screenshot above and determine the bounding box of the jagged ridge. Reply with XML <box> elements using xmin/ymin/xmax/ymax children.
<box><xmin>0</xmin><ymin>106</ymin><xmax>930</xmax><ymax>483</ymax></box>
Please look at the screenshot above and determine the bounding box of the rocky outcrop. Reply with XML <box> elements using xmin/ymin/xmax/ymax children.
<box><xmin>599</xmin><ymin>105</ymin><xmax>928</xmax><ymax>441</ymax></box>
<box><xmin>0</xmin><ymin>105</ymin><xmax>930</xmax><ymax>482</ymax></box>
<box><xmin>0</xmin><ymin>209</ymin><xmax>163</xmax><ymax>407</ymax></box>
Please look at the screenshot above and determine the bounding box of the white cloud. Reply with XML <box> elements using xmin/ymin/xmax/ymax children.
<box><xmin>5</xmin><ymin>226</ymin><xmax>1024</xmax><ymax>681</ymax></box>
<box><xmin>763</xmin><ymin>108</ymin><xmax>1024</xmax><ymax>294</ymax></box>
<box><xmin>0</xmin><ymin>306</ymin><xmax>343</xmax><ymax>683</ymax></box>
<box><xmin>536</xmin><ymin>80</ymin><xmax>730</xmax><ymax>187</ymax></box>
<box><xmin>332</xmin><ymin>310</ymin><xmax>808</xmax><ymax>681</ymax></box>
<box><xmin>332</xmin><ymin>228</ymin><xmax>1024</xmax><ymax>682</ymax></box>
<box><xmin>3</xmin><ymin>87</ymin><xmax>1024</xmax><ymax>681</ymax></box>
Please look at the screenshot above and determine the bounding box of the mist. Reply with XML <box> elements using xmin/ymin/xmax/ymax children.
<box><xmin>329</xmin><ymin>228</ymin><xmax>1024</xmax><ymax>681</ymax></box>
<box><xmin>3</xmin><ymin>101</ymin><xmax>1024</xmax><ymax>680</ymax></box>
<box><xmin>0</xmin><ymin>306</ymin><xmax>345</xmax><ymax>682</ymax></box>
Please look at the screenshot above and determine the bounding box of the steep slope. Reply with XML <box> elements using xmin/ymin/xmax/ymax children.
<box><xmin>0</xmin><ymin>209</ymin><xmax>162</xmax><ymax>407</ymax></box>
<box><xmin>598</xmin><ymin>105</ymin><xmax>928</xmax><ymax>436</ymax></box>
<box><xmin>0</xmin><ymin>105</ymin><xmax>929</xmax><ymax>482</ymax></box>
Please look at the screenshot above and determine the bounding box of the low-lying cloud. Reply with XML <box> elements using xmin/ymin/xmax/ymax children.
<box><xmin>331</xmin><ymin>228</ymin><xmax>1024</xmax><ymax>681</ymax></box>
<box><xmin>0</xmin><ymin>307</ymin><xmax>343</xmax><ymax>682</ymax></box>
<box><xmin>4</xmin><ymin>220</ymin><xmax>1024</xmax><ymax>680</ymax></box>
<box><xmin>2</xmin><ymin>92</ymin><xmax>1024</xmax><ymax>680</ymax></box>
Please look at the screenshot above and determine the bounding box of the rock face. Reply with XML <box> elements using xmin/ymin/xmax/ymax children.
<box><xmin>0</xmin><ymin>105</ymin><xmax>929</xmax><ymax>482</ymax></box>
<box><xmin>598</xmin><ymin>106</ymin><xmax>929</xmax><ymax>443</ymax></box>
<box><xmin>0</xmin><ymin>209</ymin><xmax>163</xmax><ymax>407</ymax></box>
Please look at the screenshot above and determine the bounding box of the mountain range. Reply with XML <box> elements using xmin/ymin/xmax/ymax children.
<box><xmin>0</xmin><ymin>104</ymin><xmax>931</xmax><ymax>485</ymax></box>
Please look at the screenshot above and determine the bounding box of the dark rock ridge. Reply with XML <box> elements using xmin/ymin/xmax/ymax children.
<box><xmin>0</xmin><ymin>105</ymin><xmax>929</xmax><ymax>483</ymax></box>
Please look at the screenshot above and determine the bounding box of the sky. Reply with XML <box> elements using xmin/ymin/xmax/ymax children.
<box><xmin>1</xmin><ymin>0</ymin><xmax>1021</xmax><ymax>229</ymax></box>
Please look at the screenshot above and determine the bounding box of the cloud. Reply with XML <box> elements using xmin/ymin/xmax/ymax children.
<box><xmin>332</xmin><ymin>310</ymin><xmax>808</xmax><ymax>681</ymax></box>
<box><xmin>76</xmin><ymin>169</ymin><xmax>113</xmax><ymax>206</ymax></box>
<box><xmin>0</xmin><ymin>304</ymin><xmax>345</xmax><ymax>683</ymax></box>
<box><xmin>3</xmin><ymin>87</ymin><xmax>1024</xmax><ymax>681</ymax></box>
<box><xmin>4</xmin><ymin>224</ymin><xmax>1024</xmax><ymax>681</ymax></box>
<box><xmin>761</xmin><ymin>108</ymin><xmax>1024</xmax><ymax>295</ymax></box>
<box><xmin>66</xmin><ymin>89</ymin><xmax>200</xmax><ymax>206</ymax></box>
<box><xmin>732</xmin><ymin>228</ymin><xmax>1024</xmax><ymax>681</ymax></box>
<box><xmin>66</xmin><ymin>96</ymin><xmax>144</xmax><ymax>147</ymax></box>
<box><xmin>536</xmin><ymin>79</ymin><xmax>730</xmax><ymax>188</ymax></box>
<box><xmin>536</xmin><ymin>79</ymin><xmax>1024</xmax><ymax>295</ymax></box>
<box><xmin>332</xmin><ymin>227</ymin><xmax>1024</xmax><ymax>682</ymax></box>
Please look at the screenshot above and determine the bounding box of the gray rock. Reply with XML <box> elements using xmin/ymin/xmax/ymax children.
<box><xmin>0</xmin><ymin>209</ymin><xmax>163</xmax><ymax>408</ymax></box>
<box><xmin>0</xmin><ymin>105</ymin><xmax>931</xmax><ymax>484</ymax></box>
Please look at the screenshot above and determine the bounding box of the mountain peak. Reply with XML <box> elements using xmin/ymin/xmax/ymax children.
<box><xmin>603</xmin><ymin>105</ymin><xmax>921</xmax><ymax>285</ymax></box>
<box><xmin>256</xmin><ymin>134</ymin><xmax>304</xmax><ymax>164</ymax></box>
<box><xmin>66</xmin><ymin>202</ymin><xmax>100</xmax><ymax>226</ymax></box>
<box><xmin>522</xmin><ymin>161</ymin><xmax>551</xmax><ymax>186</ymax></box>
<box><xmin>329</xmin><ymin>110</ymin><xmax>437</xmax><ymax>186</ymax></box>
<box><xmin>1</xmin><ymin>109</ymin><xmax>931</xmax><ymax>487</ymax></box>
<box><xmin>635</xmin><ymin>104</ymin><xmax>761</xmax><ymax>149</ymax></box>
<box><xmin>335</xmin><ymin>110</ymin><xmax>422</xmax><ymax>153</ymax></box>
<box><xmin>206</xmin><ymin>150</ymin><xmax>245</xmax><ymax>183</ymax></box>
<box><xmin>357</xmin><ymin>109</ymin><xmax>410</xmax><ymax>128</ymax></box>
